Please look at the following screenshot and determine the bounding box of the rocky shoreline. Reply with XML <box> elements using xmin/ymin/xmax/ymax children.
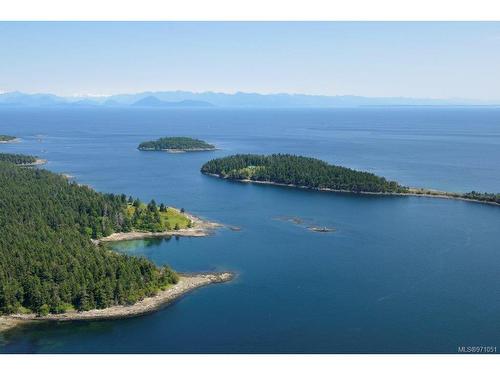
<box><xmin>0</xmin><ymin>137</ymin><xmax>20</xmax><ymax>144</ymax></box>
<box><xmin>20</xmin><ymin>158</ymin><xmax>47</xmax><ymax>166</ymax></box>
<box><xmin>95</xmin><ymin>212</ymin><xmax>222</xmax><ymax>244</ymax></box>
<box><xmin>203</xmin><ymin>173</ymin><xmax>500</xmax><ymax>207</ymax></box>
<box><xmin>139</xmin><ymin>147</ymin><xmax>218</xmax><ymax>153</ymax></box>
<box><xmin>0</xmin><ymin>272</ymin><xmax>234</xmax><ymax>333</ymax></box>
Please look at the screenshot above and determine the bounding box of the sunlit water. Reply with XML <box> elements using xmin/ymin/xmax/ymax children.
<box><xmin>1</xmin><ymin>107</ymin><xmax>499</xmax><ymax>353</ymax></box>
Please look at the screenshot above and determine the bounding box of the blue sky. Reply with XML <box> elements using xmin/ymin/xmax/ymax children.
<box><xmin>1</xmin><ymin>22</ymin><xmax>500</xmax><ymax>99</ymax></box>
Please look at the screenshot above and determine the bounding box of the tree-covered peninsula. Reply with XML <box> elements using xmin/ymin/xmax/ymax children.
<box><xmin>0</xmin><ymin>152</ymin><xmax>37</xmax><ymax>165</ymax></box>
<box><xmin>0</xmin><ymin>135</ymin><xmax>17</xmax><ymax>143</ymax></box>
<box><xmin>409</xmin><ymin>188</ymin><xmax>500</xmax><ymax>205</ymax></box>
<box><xmin>202</xmin><ymin>154</ymin><xmax>500</xmax><ymax>204</ymax></box>
<box><xmin>138</xmin><ymin>136</ymin><xmax>215</xmax><ymax>151</ymax></box>
<box><xmin>201</xmin><ymin>154</ymin><xmax>407</xmax><ymax>193</ymax></box>
<box><xmin>0</xmin><ymin>154</ymin><xmax>196</xmax><ymax>316</ymax></box>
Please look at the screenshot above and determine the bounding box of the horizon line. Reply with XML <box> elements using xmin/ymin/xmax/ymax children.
<box><xmin>1</xmin><ymin>89</ymin><xmax>499</xmax><ymax>103</ymax></box>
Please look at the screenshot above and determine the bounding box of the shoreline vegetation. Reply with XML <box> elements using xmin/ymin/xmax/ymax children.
<box><xmin>0</xmin><ymin>135</ymin><xmax>19</xmax><ymax>144</ymax></box>
<box><xmin>206</xmin><ymin>174</ymin><xmax>500</xmax><ymax>206</ymax></box>
<box><xmin>23</xmin><ymin>158</ymin><xmax>47</xmax><ymax>166</ymax></box>
<box><xmin>0</xmin><ymin>153</ymin><xmax>229</xmax><ymax>325</ymax></box>
<box><xmin>95</xmin><ymin>212</ymin><xmax>222</xmax><ymax>243</ymax></box>
<box><xmin>201</xmin><ymin>154</ymin><xmax>500</xmax><ymax>206</ymax></box>
<box><xmin>138</xmin><ymin>136</ymin><xmax>216</xmax><ymax>152</ymax></box>
<box><xmin>0</xmin><ymin>272</ymin><xmax>234</xmax><ymax>333</ymax></box>
<box><xmin>0</xmin><ymin>152</ymin><xmax>46</xmax><ymax>166</ymax></box>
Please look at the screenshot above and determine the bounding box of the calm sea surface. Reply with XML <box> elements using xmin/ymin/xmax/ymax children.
<box><xmin>1</xmin><ymin>107</ymin><xmax>500</xmax><ymax>353</ymax></box>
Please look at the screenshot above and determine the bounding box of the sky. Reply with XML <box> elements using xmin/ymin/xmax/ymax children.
<box><xmin>1</xmin><ymin>21</ymin><xmax>500</xmax><ymax>100</ymax></box>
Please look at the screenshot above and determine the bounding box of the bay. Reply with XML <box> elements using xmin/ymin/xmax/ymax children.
<box><xmin>1</xmin><ymin>107</ymin><xmax>499</xmax><ymax>353</ymax></box>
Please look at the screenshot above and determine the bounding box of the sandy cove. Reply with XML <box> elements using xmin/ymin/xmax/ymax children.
<box><xmin>95</xmin><ymin>212</ymin><xmax>222</xmax><ymax>244</ymax></box>
<box><xmin>0</xmin><ymin>272</ymin><xmax>234</xmax><ymax>333</ymax></box>
<box><xmin>203</xmin><ymin>173</ymin><xmax>500</xmax><ymax>207</ymax></box>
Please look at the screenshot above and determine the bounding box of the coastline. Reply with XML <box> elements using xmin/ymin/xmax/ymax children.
<box><xmin>95</xmin><ymin>212</ymin><xmax>222</xmax><ymax>244</ymax></box>
<box><xmin>139</xmin><ymin>147</ymin><xmax>218</xmax><ymax>153</ymax></box>
<box><xmin>20</xmin><ymin>158</ymin><xmax>47</xmax><ymax>166</ymax></box>
<box><xmin>203</xmin><ymin>173</ymin><xmax>500</xmax><ymax>207</ymax></box>
<box><xmin>0</xmin><ymin>137</ymin><xmax>20</xmax><ymax>144</ymax></box>
<box><xmin>0</xmin><ymin>272</ymin><xmax>234</xmax><ymax>333</ymax></box>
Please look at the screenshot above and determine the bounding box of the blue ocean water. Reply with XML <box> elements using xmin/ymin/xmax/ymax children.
<box><xmin>1</xmin><ymin>107</ymin><xmax>500</xmax><ymax>353</ymax></box>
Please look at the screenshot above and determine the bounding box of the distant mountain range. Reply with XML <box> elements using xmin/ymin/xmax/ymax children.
<box><xmin>131</xmin><ymin>96</ymin><xmax>213</xmax><ymax>108</ymax></box>
<box><xmin>0</xmin><ymin>90</ymin><xmax>498</xmax><ymax>108</ymax></box>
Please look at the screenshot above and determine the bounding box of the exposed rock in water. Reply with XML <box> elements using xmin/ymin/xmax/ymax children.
<box><xmin>308</xmin><ymin>226</ymin><xmax>336</xmax><ymax>233</ymax></box>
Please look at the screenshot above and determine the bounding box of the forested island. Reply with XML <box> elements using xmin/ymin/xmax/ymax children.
<box><xmin>201</xmin><ymin>154</ymin><xmax>500</xmax><ymax>205</ymax></box>
<box><xmin>0</xmin><ymin>153</ymin><xmax>226</xmax><ymax>321</ymax></box>
<box><xmin>0</xmin><ymin>135</ymin><xmax>18</xmax><ymax>143</ymax></box>
<box><xmin>138</xmin><ymin>136</ymin><xmax>216</xmax><ymax>152</ymax></box>
<box><xmin>201</xmin><ymin>154</ymin><xmax>406</xmax><ymax>193</ymax></box>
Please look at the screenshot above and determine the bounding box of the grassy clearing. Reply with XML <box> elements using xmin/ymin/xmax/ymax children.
<box><xmin>125</xmin><ymin>203</ymin><xmax>191</xmax><ymax>231</ymax></box>
<box><xmin>162</xmin><ymin>207</ymin><xmax>191</xmax><ymax>229</ymax></box>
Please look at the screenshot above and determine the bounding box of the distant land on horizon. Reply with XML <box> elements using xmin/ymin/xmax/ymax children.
<box><xmin>131</xmin><ymin>96</ymin><xmax>214</xmax><ymax>108</ymax></box>
<box><xmin>1</xmin><ymin>90</ymin><xmax>499</xmax><ymax>108</ymax></box>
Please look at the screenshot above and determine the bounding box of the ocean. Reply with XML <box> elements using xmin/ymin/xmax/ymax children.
<box><xmin>1</xmin><ymin>107</ymin><xmax>499</xmax><ymax>353</ymax></box>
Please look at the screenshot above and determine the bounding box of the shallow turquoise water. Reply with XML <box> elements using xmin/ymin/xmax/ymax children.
<box><xmin>1</xmin><ymin>107</ymin><xmax>500</xmax><ymax>353</ymax></box>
